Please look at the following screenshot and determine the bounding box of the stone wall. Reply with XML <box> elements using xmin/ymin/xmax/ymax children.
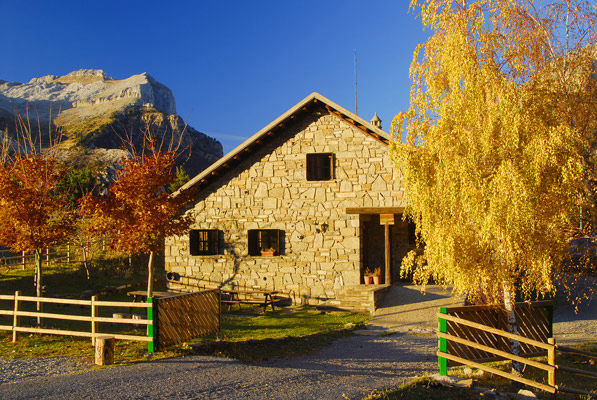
<box><xmin>165</xmin><ymin>106</ymin><xmax>406</xmax><ymax>304</ymax></box>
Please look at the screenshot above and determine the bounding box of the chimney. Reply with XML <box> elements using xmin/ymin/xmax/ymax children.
<box><xmin>370</xmin><ymin>112</ymin><xmax>382</xmax><ymax>129</ymax></box>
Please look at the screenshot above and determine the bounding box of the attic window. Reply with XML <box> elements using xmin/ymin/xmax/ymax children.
<box><xmin>248</xmin><ymin>229</ymin><xmax>282</xmax><ymax>256</ymax></box>
<box><xmin>190</xmin><ymin>229</ymin><xmax>219</xmax><ymax>255</ymax></box>
<box><xmin>306</xmin><ymin>153</ymin><xmax>334</xmax><ymax>181</ymax></box>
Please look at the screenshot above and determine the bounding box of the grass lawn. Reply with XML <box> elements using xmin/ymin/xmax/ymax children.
<box><xmin>0</xmin><ymin>260</ymin><xmax>369</xmax><ymax>366</ymax></box>
<box><xmin>0</xmin><ymin>308</ymin><xmax>369</xmax><ymax>365</ymax></box>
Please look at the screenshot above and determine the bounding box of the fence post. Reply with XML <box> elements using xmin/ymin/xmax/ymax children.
<box><xmin>12</xmin><ymin>291</ymin><xmax>20</xmax><ymax>342</ymax></box>
<box><xmin>438</xmin><ymin>307</ymin><xmax>448</xmax><ymax>376</ymax></box>
<box><xmin>67</xmin><ymin>244</ymin><xmax>70</xmax><ymax>264</ymax></box>
<box><xmin>91</xmin><ymin>295</ymin><xmax>97</xmax><ymax>345</ymax></box>
<box><xmin>147</xmin><ymin>297</ymin><xmax>157</xmax><ymax>353</ymax></box>
<box><xmin>45</xmin><ymin>247</ymin><xmax>49</xmax><ymax>268</ymax></box>
<box><xmin>21</xmin><ymin>251</ymin><xmax>25</xmax><ymax>270</ymax></box>
<box><xmin>548</xmin><ymin>337</ymin><xmax>556</xmax><ymax>389</ymax></box>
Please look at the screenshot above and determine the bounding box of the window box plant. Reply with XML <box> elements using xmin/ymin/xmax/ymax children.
<box><xmin>260</xmin><ymin>248</ymin><xmax>276</xmax><ymax>257</ymax></box>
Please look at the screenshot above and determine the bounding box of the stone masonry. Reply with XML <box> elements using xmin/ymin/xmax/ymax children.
<box><xmin>165</xmin><ymin>105</ymin><xmax>407</xmax><ymax>305</ymax></box>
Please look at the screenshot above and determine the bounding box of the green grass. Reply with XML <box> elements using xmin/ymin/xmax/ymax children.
<box><xmin>189</xmin><ymin>307</ymin><xmax>369</xmax><ymax>362</ymax></box>
<box><xmin>365</xmin><ymin>377</ymin><xmax>480</xmax><ymax>400</ymax></box>
<box><xmin>0</xmin><ymin>261</ymin><xmax>370</xmax><ymax>366</ymax></box>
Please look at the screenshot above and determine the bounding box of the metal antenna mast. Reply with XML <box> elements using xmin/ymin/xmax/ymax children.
<box><xmin>354</xmin><ymin>49</ymin><xmax>358</xmax><ymax>115</ymax></box>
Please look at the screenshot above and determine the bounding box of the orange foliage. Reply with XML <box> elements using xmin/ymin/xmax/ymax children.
<box><xmin>79</xmin><ymin>146</ymin><xmax>192</xmax><ymax>255</ymax></box>
<box><xmin>0</xmin><ymin>153</ymin><xmax>74</xmax><ymax>253</ymax></box>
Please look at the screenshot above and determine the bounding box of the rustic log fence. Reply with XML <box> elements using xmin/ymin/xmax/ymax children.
<box><xmin>438</xmin><ymin>304</ymin><xmax>597</xmax><ymax>397</ymax></box>
<box><xmin>0</xmin><ymin>291</ymin><xmax>154</xmax><ymax>350</ymax></box>
<box><xmin>441</xmin><ymin>301</ymin><xmax>552</xmax><ymax>363</ymax></box>
<box><xmin>0</xmin><ymin>289</ymin><xmax>221</xmax><ymax>354</ymax></box>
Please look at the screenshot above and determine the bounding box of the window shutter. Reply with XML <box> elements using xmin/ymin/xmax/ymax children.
<box><xmin>209</xmin><ymin>230</ymin><xmax>219</xmax><ymax>255</ymax></box>
<box><xmin>189</xmin><ymin>230</ymin><xmax>199</xmax><ymax>255</ymax></box>
<box><xmin>248</xmin><ymin>230</ymin><xmax>259</xmax><ymax>256</ymax></box>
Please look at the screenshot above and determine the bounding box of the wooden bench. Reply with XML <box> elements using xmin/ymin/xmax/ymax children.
<box><xmin>221</xmin><ymin>289</ymin><xmax>280</xmax><ymax>312</ymax></box>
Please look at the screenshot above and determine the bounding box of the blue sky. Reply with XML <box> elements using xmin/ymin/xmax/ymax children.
<box><xmin>1</xmin><ymin>0</ymin><xmax>429</xmax><ymax>153</ymax></box>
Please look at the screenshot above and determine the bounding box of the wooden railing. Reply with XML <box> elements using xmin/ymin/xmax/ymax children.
<box><xmin>0</xmin><ymin>291</ymin><xmax>154</xmax><ymax>350</ymax></box>
<box><xmin>438</xmin><ymin>308</ymin><xmax>597</xmax><ymax>397</ymax></box>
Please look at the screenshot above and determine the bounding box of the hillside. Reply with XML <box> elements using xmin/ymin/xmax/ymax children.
<box><xmin>0</xmin><ymin>69</ymin><xmax>222</xmax><ymax>175</ymax></box>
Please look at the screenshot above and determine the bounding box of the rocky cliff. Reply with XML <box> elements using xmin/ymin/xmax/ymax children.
<box><xmin>0</xmin><ymin>69</ymin><xmax>222</xmax><ymax>175</ymax></box>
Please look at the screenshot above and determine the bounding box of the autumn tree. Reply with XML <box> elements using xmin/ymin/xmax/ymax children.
<box><xmin>391</xmin><ymin>0</ymin><xmax>595</xmax><ymax>371</ymax></box>
<box><xmin>80</xmin><ymin>129</ymin><xmax>193</xmax><ymax>297</ymax></box>
<box><xmin>57</xmin><ymin>165</ymin><xmax>101</xmax><ymax>280</ymax></box>
<box><xmin>0</xmin><ymin>119</ymin><xmax>75</xmax><ymax>322</ymax></box>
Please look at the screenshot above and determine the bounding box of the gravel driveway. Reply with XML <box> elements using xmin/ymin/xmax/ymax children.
<box><xmin>0</xmin><ymin>284</ymin><xmax>594</xmax><ymax>400</ymax></box>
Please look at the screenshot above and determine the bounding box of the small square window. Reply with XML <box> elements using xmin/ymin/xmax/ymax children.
<box><xmin>248</xmin><ymin>229</ymin><xmax>282</xmax><ymax>256</ymax></box>
<box><xmin>190</xmin><ymin>229</ymin><xmax>219</xmax><ymax>255</ymax></box>
<box><xmin>306</xmin><ymin>153</ymin><xmax>334</xmax><ymax>181</ymax></box>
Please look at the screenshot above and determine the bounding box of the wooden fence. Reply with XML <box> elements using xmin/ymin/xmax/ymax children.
<box><xmin>441</xmin><ymin>301</ymin><xmax>552</xmax><ymax>363</ymax></box>
<box><xmin>0</xmin><ymin>291</ymin><xmax>154</xmax><ymax>349</ymax></box>
<box><xmin>154</xmin><ymin>289</ymin><xmax>220</xmax><ymax>350</ymax></box>
<box><xmin>0</xmin><ymin>289</ymin><xmax>221</xmax><ymax>354</ymax></box>
<box><xmin>438</xmin><ymin>305</ymin><xmax>597</xmax><ymax>396</ymax></box>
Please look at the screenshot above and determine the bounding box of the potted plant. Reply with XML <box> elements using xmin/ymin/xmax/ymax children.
<box><xmin>372</xmin><ymin>267</ymin><xmax>382</xmax><ymax>284</ymax></box>
<box><xmin>260</xmin><ymin>248</ymin><xmax>276</xmax><ymax>257</ymax></box>
<box><xmin>363</xmin><ymin>267</ymin><xmax>373</xmax><ymax>284</ymax></box>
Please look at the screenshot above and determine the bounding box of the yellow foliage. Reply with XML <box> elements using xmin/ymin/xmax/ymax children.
<box><xmin>391</xmin><ymin>0</ymin><xmax>596</xmax><ymax>304</ymax></box>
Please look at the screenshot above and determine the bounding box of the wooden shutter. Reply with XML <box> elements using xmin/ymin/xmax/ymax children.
<box><xmin>248</xmin><ymin>229</ymin><xmax>259</xmax><ymax>256</ymax></box>
<box><xmin>208</xmin><ymin>230</ymin><xmax>219</xmax><ymax>255</ymax></box>
<box><xmin>189</xmin><ymin>230</ymin><xmax>199</xmax><ymax>255</ymax></box>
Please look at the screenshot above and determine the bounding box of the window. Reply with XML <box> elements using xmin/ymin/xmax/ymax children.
<box><xmin>248</xmin><ymin>229</ymin><xmax>282</xmax><ymax>256</ymax></box>
<box><xmin>189</xmin><ymin>229</ymin><xmax>219</xmax><ymax>255</ymax></box>
<box><xmin>306</xmin><ymin>153</ymin><xmax>334</xmax><ymax>181</ymax></box>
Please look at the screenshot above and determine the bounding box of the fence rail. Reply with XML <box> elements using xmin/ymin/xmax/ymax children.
<box><xmin>0</xmin><ymin>289</ymin><xmax>222</xmax><ymax>354</ymax></box>
<box><xmin>0</xmin><ymin>291</ymin><xmax>153</xmax><ymax>346</ymax></box>
<box><xmin>438</xmin><ymin>306</ymin><xmax>597</xmax><ymax>397</ymax></box>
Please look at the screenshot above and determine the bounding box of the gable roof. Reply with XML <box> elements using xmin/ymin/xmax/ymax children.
<box><xmin>176</xmin><ymin>92</ymin><xmax>392</xmax><ymax>196</ymax></box>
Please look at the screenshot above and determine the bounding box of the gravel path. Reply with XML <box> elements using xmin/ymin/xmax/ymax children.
<box><xmin>0</xmin><ymin>356</ymin><xmax>91</xmax><ymax>385</ymax></box>
<box><xmin>0</xmin><ymin>331</ymin><xmax>436</xmax><ymax>400</ymax></box>
<box><xmin>0</xmin><ymin>284</ymin><xmax>594</xmax><ymax>399</ymax></box>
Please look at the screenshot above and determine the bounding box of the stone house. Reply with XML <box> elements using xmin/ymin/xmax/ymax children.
<box><xmin>165</xmin><ymin>93</ymin><xmax>415</xmax><ymax>313</ymax></box>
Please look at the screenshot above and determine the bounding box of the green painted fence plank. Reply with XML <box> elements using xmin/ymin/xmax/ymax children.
<box><xmin>438</xmin><ymin>306</ymin><xmax>447</xmax><ymax>376</ymax></box>
<box><xmin>147</xmin><ymin>297</ymin><xmax>155</xmax><ymax>353</ymax></box>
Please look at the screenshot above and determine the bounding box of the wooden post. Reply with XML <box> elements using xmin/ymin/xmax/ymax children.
<box><xmin>12</xmin><ymin>290</ymin><xmax>20</xmax><ymax>342</ymax></box>
<box><xmin>548</xmin><ymin>337</ymin><xmax>556</xmax><ymax>388</ymax></box>
<box><xmin>45</xmin><ymin>247</ymin><xmax>49</xmax><ymax>268</ymax></box>
<box><xmin>438</xmin><ymin>307</ymin><xmax>448</xmax><ymax>376</ymax></box>
<box><xmin>21</xmin><ymin>251</ymin><xmax>25</xmax><ymax>270</ymax></box>
<box><xmin>147</xmin><ymin>297</ymin><xmax>156</xmax><ymax>353</ymax></box>
<box><xmin>94</xmin><ymin>335</ymin><xmax>115</xmax><ymax>365</ymax></box>
<box><xmin>384</xmin><ymin>224</ymin><xmax>391</xmax><ymax>285</ymax></box>
<box><xmin>91</xmin><ymin>296</ymin><xmax>97</xmax><ymax>345</ymax></box>
<box><xmin>66</xmin><ymin>244</ymin><xmax>70</xmax><ymax>264</ymax></box>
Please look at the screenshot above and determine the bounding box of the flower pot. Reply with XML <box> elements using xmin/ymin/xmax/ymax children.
<box><xmin>363</xmin><ymin>276</ymin><xmax>373</xmax><ymax>284</ymax></box>
<box><xmin>373</xmin><ymin>276</ymin><xmax>382</xmax><ymax>285</ymax></box>
<box><xmin>260</xmin><ymin>250</ymin><xmax>275</xmax><ymax>257</ymax></box>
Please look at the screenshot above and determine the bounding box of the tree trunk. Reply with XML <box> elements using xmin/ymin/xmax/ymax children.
<box><xmin>34</xmin><ymin>249</ymin><xmax>42</xmax><ymax>327</ymax></box>
<box><xmin>503</xmin><ymin>285</ymin><xmax>523</xmax><ymax>376</ymax></box>
<box><xmin>146</xmin><ymin>251</ymin><xmax>154</xmax><ymax>298</ymax></box>
<box><xmin>82</xmin><ymin>245</ymin><xmax>90</xmax><ymax>281</ymax></box>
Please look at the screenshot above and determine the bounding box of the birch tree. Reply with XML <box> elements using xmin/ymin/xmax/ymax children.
<box><xmin>392</xmin><ymin>0</ymin><xmax>595</xmax><ymax>373</ymax></box>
